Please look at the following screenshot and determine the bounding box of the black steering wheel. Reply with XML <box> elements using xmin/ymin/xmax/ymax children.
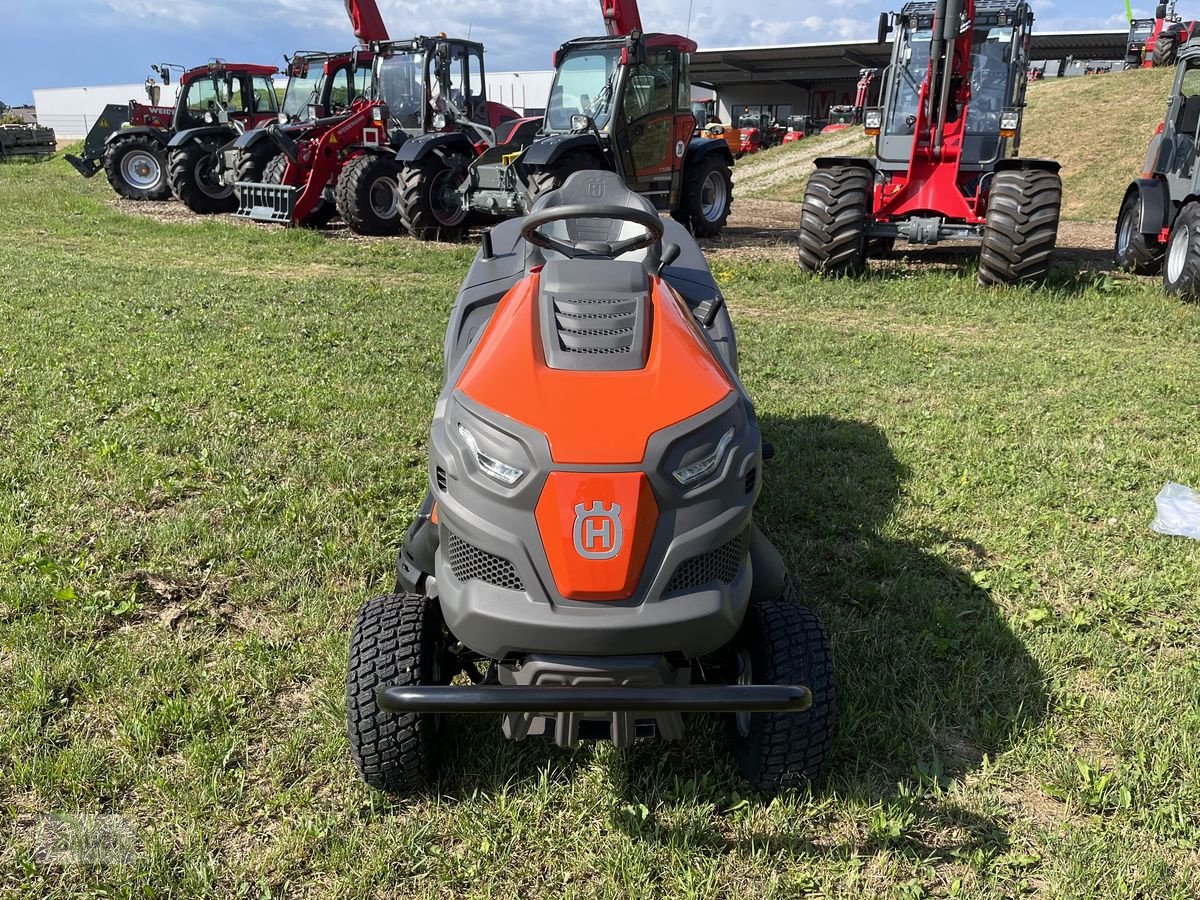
<box><xmin>520</xmin><ymin>203</ymin><xmax>665</xmax><ymax>259</ymax></box>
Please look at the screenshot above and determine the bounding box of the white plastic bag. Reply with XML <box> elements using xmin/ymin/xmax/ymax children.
<box><xmin>1151</xmin><ymin>482</ymin><xmax>1200</xmax><ymax>540</ymax></box>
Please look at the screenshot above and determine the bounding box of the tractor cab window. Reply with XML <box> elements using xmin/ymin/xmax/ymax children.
<box><xmin>964</xmin><ymin>26</ymin><xmax>1014</xmax><ymax>134</ymax></box>
<box><xmin>1130</xmin><ymin>20</ymin><xmax>1154</xmax><ymax>40</ymax></box>
<box><xmin>885</xmin><ymin>26</ymin><xmax>932</xmax><ymax>137</ymax></box>
<box><xmin>251</xmin><ymin>76</ymin><xmax>277</xmax><ymax>113</ymax></box>
<box><xmin>355</xmin><ymin>62</ymin><xmax>374</xmax><ymax>100</ymax></box>
<box><xmin>444</xmin><ymin>45</ymin><xmax>485</xmax><ymax>120</ymax></box>
<box><xmin>545</xmin><ymin>46</ymin><xmax>622</xmax><ymax>131</ymax></box>
<box><xmin>377</xmin><ymin>49</ymin><xmax>425</xmax><ymax>131</ymax></box>
<box><xmin>1174</xmin><ymin>65</ymin><xmax>1200</xmax><ymax>135</ymax></box>
<box><xmin>182</xmin><ymin>77</ymin><xmax>232</xmax><ymax>126</ymax></box>
<box><xmin>282</xmin><ymin>67</ymin><xmax>323</xmax><ymax>120</ymax></box>
<box><xmin>622</xmin><ymin>50</ymin><xmax>675</xmax><ymax>124</ymax></box>
<box><xmin>326</xmin><ymin>66</ymin><xmax>354</xmax><ymax>113</ymax></box>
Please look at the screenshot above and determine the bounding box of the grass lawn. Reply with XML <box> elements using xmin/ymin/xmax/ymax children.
<box><xmin>4</xmin><ymin>155</ymin><xmax>1200</xmax><ymax>899</ymax></box>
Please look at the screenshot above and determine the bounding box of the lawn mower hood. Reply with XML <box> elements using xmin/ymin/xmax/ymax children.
<box><xmin>404</xmin><ymin>172</ymin><xmax>774</xmax><ymax>664</ymax></box>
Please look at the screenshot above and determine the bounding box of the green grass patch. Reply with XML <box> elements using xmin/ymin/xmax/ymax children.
<box><xmin>3</xmin><ymin>158</ymin><xmax>1200</xmax><ymax>898</ymax></box>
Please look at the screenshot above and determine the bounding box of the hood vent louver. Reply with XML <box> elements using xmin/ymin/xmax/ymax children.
<box><xmin>538</xmin><ymin>259</ymin><xmax>652</xmax><ymax>371</ymax></box>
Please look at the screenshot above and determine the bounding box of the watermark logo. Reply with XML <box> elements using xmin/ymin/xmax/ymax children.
<box><xmin>573</xmin><ymin>501</ymin><xmax>622</xmax><ymax>559</ymax></box>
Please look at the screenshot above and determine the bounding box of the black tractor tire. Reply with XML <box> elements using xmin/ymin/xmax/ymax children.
<box><xmin>1114</xmin><ymin>192</ymin><xmax>1165</xmax><ymax>275</ymax></box>
<box><xmin>398</xmin><ymin>155</ymin><xmax>469</xmax><ymax>241</ymax></box>
<box><xmin>527</xmin><ymin>150</ymin><xmax>606</xmax><ymax>202</ymax></box>
<box><xmin>263</xmin><ymin>153</ymin><xmax>336</xmax><ymax>228</ymax></box>
<box><xmin>167</xmin><ymin>141</ymin><xmax>237</xmax><ymax>214</ymax></box>
<box><xmin>335</xmin><ymin>153</ymin><xmax>405</xmax><ymax>235</ymax></box>
<box><xmin>1152</xmin><ymin>31</ymin><xmax>1180</xmax><ymax>67</ymax></box>
<box><xmin>1163</xmin><ymin>201</ymin><xmax>1200</xmax><ymax>298</ymax></box>
<box><xmin>103</xmin><ymin>135</ymin><xmax>171</xmax><ymax>201</ymax></box>
<box><xmin>726</xmin><ymin>599</ymin><xmax>837</xmax><ymax>795</ymax></box>
<box><xmin>797</xmin><ymin>165</ymin><xmax>871</xmax><ymax>276</ymax></box>
<box><xmin>346</xmin><ymin>593</ymin><xmax>451</xmax><ymax>795</ymax></box>
<box><xmin>977</xmin><ymin>167</ymin><xmax>1061</xmax><ymax>286</ymax></box>
<box><xmin>232</xmin><ymin>140</ymin><xmax>278</xmax><ymax>202</ymax></box>
<box><xmin>674</xmin><ymin>152</ymin><xmax>733</xmax><ymax>238</ymax></box>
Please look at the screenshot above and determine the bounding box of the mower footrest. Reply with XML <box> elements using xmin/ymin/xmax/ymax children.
<box><xmin>234</xmin><ymin>181</ymin><xmax>296</xmax><ymax>224</ymax></box>
<box><xmin>376</xmin><ymin>683</ymin><xmax>811</xmax><ymax>714</ymax></box>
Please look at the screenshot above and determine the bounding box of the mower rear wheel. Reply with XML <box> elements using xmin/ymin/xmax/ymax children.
<box><xmin>1163</xmin><ymin>202</ymin><xmax>1200</xmax><ymax>298</ymax></box>
<box><xmin>103</xmin><ymin>135</ymin><xmax>171</xmax><ymax>201</ymax></box>
<box><xmin>336</xmin><ymin>153</ymin><xmax>405</xmax><ymax>235</ymax></box>
<box><xmin>977</xmin><ymin>168</ymin><xmax>1061</xmax><ymax>286</ymax></box>
<box><xmin>527</xmin><ymin>150</ymin><xmax>605</xmax><ymax>202</ymax></box>
<box><xmin>797</xmin><ymin>165</ymin><xmax>871</xmax><ymax>276</ymax></box>
<box><xmin>168</xmin><ymin>141</ymin><xmax>237</xmax><ymax>214</ymax></box>
<box><xmin>347</xmin><ymin>593</ymin><xmax>451</xmax><ymax>795</ymax></box>
<box><xmin>726</xmin><ymin>599</ymin><xmax>837</xmax><ymax>795</ymax></box>
<box><xmin>263</xmin><ymin>154</ymin><xmax>336</xmax><ymax>227</ymax></box>
<box><xmin>1114</xmin><ymin>192</ymin><xmax>1165</xmax><ymax>275</ymax></box>
<box><xmin>675</xmin><ymin>153</ymin><xmax>733</xmax><ymax>237</ymax></box>
<box><xmin>1153</xmin><ymin>31</ymin><xmax>1180</xmax><ymax>67</ymax></box>
<box><xmin>398</xmin><ymin>156</ymin><xmax>469</xmax><ymax>241</ymax></box>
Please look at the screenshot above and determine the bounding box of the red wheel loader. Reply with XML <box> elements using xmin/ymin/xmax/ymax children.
<box><xmin>797</xmin><ymin>0</ymin><xmax>1062</xmax><ymax>286</ymax></box>
<box><xmin>1129</xmin><ymin>1</ymin><xmax>1200</xmax><ymax>68</ymax></box>
<box><xmin>395</xmin><ymin>0</ymin><xmax>735</xmax><ymax>240</ymax></box>
<box><xmin>65</xmin><ymin>62</ymin><xmax>279</xmax><ymax>201</ymax></box>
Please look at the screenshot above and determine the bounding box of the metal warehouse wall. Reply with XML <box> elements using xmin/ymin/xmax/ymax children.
<box><xmin>485</xmin><ymin>71</ymin><xmax>555</xmax><ymax>116</ymax></box>
<box><xmin>33</xmin><ymin>83</ymin><xmax>181</xmax><ymax>139</ymax></box>
<box><xmin>717</xmin><ymin>79</ymin><xmax>861</xmax><ymax>124</ymax></box>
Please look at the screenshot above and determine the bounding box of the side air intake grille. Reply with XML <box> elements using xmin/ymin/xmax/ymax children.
<box><xmin>664</xmin><ymin>531</ymin><xmax>748</xmax><ymax>594</ymax></box>
<box><xmin>744</xmin><ymin>468</ymin><xmax>757</xmax><ymax>494</ymax></box>
<box><xmin>446</xmin><ymin>532</ymin><xmax>524</xmax><ymax>591</ymax></box>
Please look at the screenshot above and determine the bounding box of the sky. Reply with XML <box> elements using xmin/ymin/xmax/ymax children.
<box><xmin>1</xmin><ymin>0</ymin><xmax>1150</xmax><ymax>105</ymax></box>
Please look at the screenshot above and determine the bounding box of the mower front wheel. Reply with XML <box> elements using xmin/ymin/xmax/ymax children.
<box><xmin>336</xmin><ymin>153</ymin><xmax>406</xmax><ymax>236</ymax></box>
<box><xmin>1163</xmin><ymin>202</ymin><xmax>1200</xmax><ymax>298</ymax></box>
<box><xmin>675</xmin><ymin>153</ymin><xmax>733</xmax><ymax>238</ymax></box>
<box><xmin>347</xmin><ymin>593</ymin><xmax>452</xmax><ymax>795</ymax></box>
<box><xmin>168</xmin><ymin>142</ymin><xmax>237</xmax><ymax>214</ymax></box>
<box><xmin>726</xmin><ymin>599</ymin><xmax>837</xmax><ymax>795</ymax></box>
<box><xmin>1115</xmin><ymin>192</ymin><xmax>1165</xmax><ymax>275</ymax></box>
<box><xmin>398</xmin><ymin>156</ymin><xmax>469</xmax><ymax>241</ymax></box>
<box><xmin>797</xmin><ymin>165</ymin><xmax>871</xmax><ymax>276</ymax></box>
<box><xmin>977</xmin><ymin>167</ymin><xmax>1061</xmax><ymax>286</ymax></box>
<box><xmin>103</xmin><ymin>135</ymin><xmax>171</xmax><ymax>201</ymax></box>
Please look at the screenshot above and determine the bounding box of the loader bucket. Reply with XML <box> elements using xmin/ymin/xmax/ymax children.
<box><xmin>234</xmin><ymin>181</ymin><xmax>297</xmax><ymax>224</ymax></box>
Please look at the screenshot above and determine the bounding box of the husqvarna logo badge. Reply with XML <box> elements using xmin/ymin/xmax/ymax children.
<box><xmin>586</xmin><ymin>178</ymin><xmax>605</xmax><ymax>199</ymax></box>
<box><xmin>573</xmin><ymin>501</ymin><xmax>622</xmax><ymax>559</ymax></box>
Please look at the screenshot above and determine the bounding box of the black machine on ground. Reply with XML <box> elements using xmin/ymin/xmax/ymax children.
<box><xmin>345</xmin><ymin>170</ymin><xmax>837</xmax><ymax>795</ymax></box>
<box><xmin>395</xmin><ymin>0</ymin><xmax>735</xmax><ymax>241</ymax></box>
<box><xmin>65</xmin><ymin>62</ymin><xmax>279</xmax><ymax>202</ymax></box>
<box><xmin>1115</xmin><ymin>42</ymin><xmax>1200</xmax><ymax>296</ymax></box>
<box><xmin>797</xmin><ymin>0</ymin><xmax>1061</xmax><ymax>285</ymax></box>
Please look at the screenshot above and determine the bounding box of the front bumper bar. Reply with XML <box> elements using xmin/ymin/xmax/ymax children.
<box><xmin>376</xmin><ymin>683</ymin><xmax>811</xmax><ymax>714</ymax></box>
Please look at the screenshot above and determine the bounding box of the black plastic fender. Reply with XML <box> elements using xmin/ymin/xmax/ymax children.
<box><xmin>231</xmin><ymin>127</ymin><xmax>289</xmax><ymax>151</ymax></box>
<box><xmin>166</xmin><ymin>125</ymin><xmax>239</xmax><ymax>152</ymax></box>
<box><xmin>814</xmin><ymin>155</ymin><xmax>876</xmax><ymax>172</ymax></box>
<box><xmin>994</xmin><ymin>157</ymin><xmax>1062</xmax><ymax>174</ymax></box>
<box><xmin>104</xmin><ymin>126</ymin><xmax>170</xmax><ymax>148</ymax></box>
<box><xmin>395</xmin><ymin>131</ymin><xmax>475</xmax><ymax>164</ymax></box>
<box><xmin>682</xmin><ymin>136</ymin><xmax>734</xmax><ymax>169</ymax></box>
<box><xmin>1126</xmin><ymin>177</ymin><xmax>1172</xmax><ymax>235</ymax></box>
<box><xmin>521</xmin><ymin>133</ymin><xmax>602</xmax><ymax>168</ymax></box>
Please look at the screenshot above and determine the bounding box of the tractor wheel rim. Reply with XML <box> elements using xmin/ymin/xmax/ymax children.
<box><xmin>121</xmin><ymin>151</ymin><xmax>161</xmax><ymax>190</ymax></box>
<box><xmin>1168</xmin><ymin>223</ymin><xmax>1189</xmax><ymax>283</ymax></box>
<box><xmin>370</xmin><ymin>175</ymin><xmax>401</xmax><ymax>220</ymax></box>
<box><xmin>734</xmin><ymin>651</ymin><xmax>753</xmax><ymax>737</ymax></box>
<box><xmin>196</xmin><ymin>156</ymin><xmax>233</xmax><ymax>199</ymax></box>
<box><xmin>430</xmin><ymin>169</ymin><xmax>467</xmax><ymax>227</ymax></box>
<box><xmin>700</xmin><ymin>170</ymin><xmax>728</xmax><ymax>223</ymax></box>
<box><xmin>1117</xmin><ymin>208</ymin><xmax>1134</xmax><ymax>257</ymax></box>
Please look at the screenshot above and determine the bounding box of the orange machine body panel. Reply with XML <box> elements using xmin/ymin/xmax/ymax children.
<box><xmin>455</xmin><ymin>273</ymin><xmax>734</xmax><ymax>465</ymax></box>
<box><xmin>534</xmin><ymin>471</ymin><xmax>659</xmax><ymax>600</ymax></box>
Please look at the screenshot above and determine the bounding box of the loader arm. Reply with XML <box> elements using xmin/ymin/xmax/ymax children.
<box><xmin>601</xmin><ymin>0</ymin><xmax>643</xmax><ymax>36</ymax></box>
<box><xmin>343</xmin><ymin>0</ymin><xmax>388</xmax><ymax>44</ymax></box>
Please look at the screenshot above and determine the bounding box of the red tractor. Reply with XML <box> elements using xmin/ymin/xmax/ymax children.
<box><xmin>65</xmin><ymin>62</ymin><xmax>278</xmax><ymax>201</ymax></box>
<box><xmin>236</xmin><ymin>34</ymin><xmax>519</xmax><ymax>234</ymax></box>
<box><xmin>396</xmin><ymin>0</ymin><xmax>735</xmax><ymax>239</ymax></box>
<box><xmin>797</xmin><ymin>0</ymin><xmax>1061</xmax><ymax>286</ymax></box>
<box><xmin>782</xmin><ymin>115</ymin><xmax>819</xmax><ymax>143</ymax></box>
<box><xmin>738</xmin><ymin>112</ymin><xmax>782</xmax><ymax>153</ymax></box>
<box><xmin>1131</xmin><ymin>1</ymin><xmax>1200</xmax><ymax>68</ymax></box>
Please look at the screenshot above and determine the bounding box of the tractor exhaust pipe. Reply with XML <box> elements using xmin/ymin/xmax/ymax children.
<box><xmin>934</xmin><ymin>0</ymin><xmax>963</xmax><ymax>155</ymax></box>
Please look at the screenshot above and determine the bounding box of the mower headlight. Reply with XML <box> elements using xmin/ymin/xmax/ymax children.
<box><xmin>433</xmin><ymin>112</ymin><xmax>448</xmax><ymax>130</ymax></box>
<box><xmin>863</xmin><ymin>108</ymin><xmax>883</xmax><ymax>134</ymax></box>
<box><xmin>457</xmin><ymin>423</ymin><xmax>524</xmax><ymax>485</ymax></box>
<box><xmin>672</xmin><ymin>426</ymin><xmax>735</xmax><ymax>486</ymax></box>
<box><xmin>999</xmin><ymin>109</ymin><xmax>1020</xmax><ymax>137</ymax></box>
